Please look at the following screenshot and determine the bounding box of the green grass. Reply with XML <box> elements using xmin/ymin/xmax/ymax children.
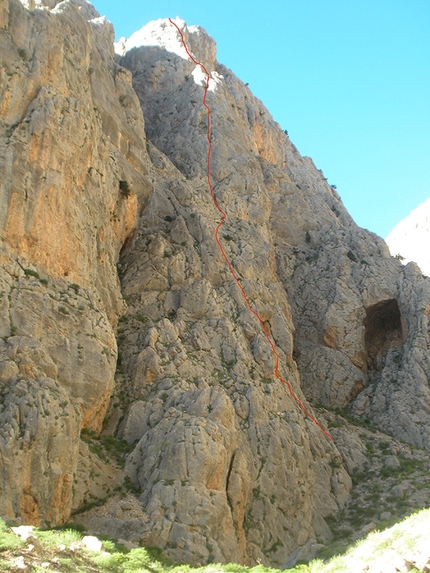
<box><xmin>285</xmin><ymin>508</ymin><xmax>430</xmax><ymax>572</ymax></box>
<box><xmin>1</xmin><ymin>510</ymin><xmax>430</xmax><ymax>572</ymax></box>
<box><xmin>0</xmin><ymin>523</ymin><xmax>189</xmax><ymax>572</ymax></box>
<box><xmin>23</xmin><ymin>268</ymin><xmax>40</xmax><ymax>279</ymax></box>
<box><xmin>0</xmin><ymin>521</ymin><xmax>25</xmax><ymax>551</ymax></box>
<box><xmin>36</xmin><ymin>527</ymin><xmax>82</xmax><ymax>549</ymax></box>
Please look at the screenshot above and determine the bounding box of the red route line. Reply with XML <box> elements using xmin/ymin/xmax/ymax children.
<box><xmin>168</xmin><ymin>18</ymin><xmax>333</xmax><ymax>442</ymax></box>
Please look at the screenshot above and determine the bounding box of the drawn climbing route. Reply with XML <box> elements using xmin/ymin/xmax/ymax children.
<box><xmin>168</xmin><ymin>18</ymin><xmax>333</xmax><ymax>442</ymax></box>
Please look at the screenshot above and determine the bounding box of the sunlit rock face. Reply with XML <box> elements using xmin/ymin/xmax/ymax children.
<box><xmin>1</xmin><ymin>2</ymin><xmax>430</xmax><ymax>568</ymax></box>
<box><xmin>0</xmin><ymin>0</ymin><xmax>149</xmax><ymax>527</ymax></box>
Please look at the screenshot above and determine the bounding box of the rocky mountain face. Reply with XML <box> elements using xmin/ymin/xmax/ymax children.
<box><xmin>0</xmin><ymin>1</ymin><xmax>430</xmax><ymax>568</ymax></box>
<box><xmin>386</xmin><ymin>197</ymin><xmax>430</xmax><ymax>278</ymax></box>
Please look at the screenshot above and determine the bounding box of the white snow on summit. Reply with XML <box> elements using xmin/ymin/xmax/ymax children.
<box><xmin>386</xmin><ymin>197</ymin><xmax>430</xmax><ymax>277</ymax></box>
<box><xmin>114</xmin><ymin>17</ymin><xmax>222</xmax><ymax>92</ymax></box>
<box><xmin>18</xmin><ymin>0</ymin><xmax>48</xmax><ymax>8</ymax></box>
<box><xmin>114</xmin><ymin>17</ymin><xmax>189</xmax><ymax>59</ymax></box>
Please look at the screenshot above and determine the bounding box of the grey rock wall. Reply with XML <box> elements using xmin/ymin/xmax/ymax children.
<box><xmin>0</xmin><ymin>4</ymin><xmax>429</xmax><ymax>568</ymax></box>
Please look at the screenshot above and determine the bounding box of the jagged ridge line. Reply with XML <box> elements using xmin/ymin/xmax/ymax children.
<box><xmin>168</xmin><ymin>18</ymin><xmax>333</xmax><ymax>441</ymax></box>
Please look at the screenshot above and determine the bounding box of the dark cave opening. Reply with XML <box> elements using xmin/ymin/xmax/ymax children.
<box><xmin>364</xmin><ymin>299</ymin><xmax>404</xmax><ymax>370</ymax></box>
<box><xmin>119</xmin><ymin>229</ymin><xmax>136</xmax><ymax>259</ymax></box>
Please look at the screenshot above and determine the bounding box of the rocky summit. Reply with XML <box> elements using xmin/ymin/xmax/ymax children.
<box><xmin>0</xmin><ymin>1</ymin><xmax>430</xmax><ymax>568</ymax></box>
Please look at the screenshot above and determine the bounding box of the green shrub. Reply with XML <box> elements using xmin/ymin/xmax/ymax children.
<box><xmin>24</xmin><ymin>268</ymin><xmax>40</xmax><ymax>279</ymax></box>
<box><xmin>101</xmin><ymin>436</ymin><xmax>132</xmax><ymax>467</ymax></box>
<box><xmin>92</xmin><ymin>551</ymin><xmax>126</xmax><ymax>569</ymax></box>
<box><xmin>80</xmin><ymin>427</ymin><xmax>99</xmax><ymax>440</ymax></box>
<box><xmin>123</xmin><ymin>476</ymin><xmax>141</xmax><ymax>494</ymax></box>
<box><xmin>119</xmin><ymin>180</ymin><xmax>131</xmax><ymax>198</ymax></box>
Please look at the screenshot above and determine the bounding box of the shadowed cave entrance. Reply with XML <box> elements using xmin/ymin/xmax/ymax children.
<box><xmin>364</xmin><ymin>299</ymin><xmax>404</xmax><ymax>370</ymax></box>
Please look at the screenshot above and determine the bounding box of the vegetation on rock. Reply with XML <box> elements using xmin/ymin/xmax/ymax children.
<box><xmin>1</xmin><ymin>509</ymin><xmax>430</xmax><ymax>572</ymax></box>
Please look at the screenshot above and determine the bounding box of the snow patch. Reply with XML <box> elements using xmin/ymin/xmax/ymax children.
<box><xmin>386</xmin><ymin>197</ymin><xmax>430</xmax><ymax>277</ymax></box>
<box><xmin>188</xmin><ymin>25</ymin><xmax>201</xmax><ymax>35</ymax></box>
<box><xmin>210</xmin><ymin>71</ymin><xmax>224</xmax><ymax>89</ymax></box>
<box><xmin>114</xmin><ymin>17</ymin><xmax>189</xmax><ymax>59</ymax></box>
<box><xmin>51</xmin><ymin>0</ymin><xmax>100</xmax><ymax>20</ymax></box>
<box><xmin>192</xmin><ymin>67</ymin><xmax>223</xmax><ymax>92</ymax></box>
<box><xmin>18</xmin><ymin>0</ymin><xmax>49</xmax><ymax>8</ymax></box>
<box><xmin>51</xmin><ymin>1</ymin><xmax>75</xmax><ymax>14</ymax></box>
<box><xmin>114</xmin><ymin>17</ymin><xmax>222</xmax><ymax>91</ymax></box>
<box><xmin>192</xmin><ymin>66</ymin><xmax>208</xmax><ymax>88</ymax></box>
<box><xmin>89</xmin><ymin>16</ymin><xmax>107</xmax><ymax>27</ymax></box>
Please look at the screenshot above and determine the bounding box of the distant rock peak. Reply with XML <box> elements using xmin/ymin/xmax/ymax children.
<box><xmin>114</xmin><ymin>17</ymin><xmax>190</xmax><ymax>59</ymax></box>
<box><xmin>18</xmin><ymin>0</ymin><xmax>100</xmax><ymax>20</ymax></box>
<box><xmin>114</xmin><ymin>17</ymin><xmax>219</xmax><ymax>83</ymax></box>
<box><xmin>386</xmin><ymin>197</ymin><xmax>430</xmax><ymax>277</ymax></box>
<box><xmin>18</xmin><ymin>0</ymin><xmax>57</xmax><ymax>8</ymax></box>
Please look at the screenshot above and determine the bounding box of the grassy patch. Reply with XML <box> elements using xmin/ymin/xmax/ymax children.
<box><xmin>0</xmin><ymin>521</ymin><xmax>25</xmax><ymax>551</ymax></box>
<box><xmin>23</xmin><ymin>268</ymin><xmax>40</xmax><ymax>279</ymax></box>
<box><xmin>2</xmin><ymin>510</ymin><xmax>430</xmax><ymax>572</ymax></box>
<box><xmin>80</xmin><ymin>429</ymin><xmax>132</xmax><ymax>468</ymax></box>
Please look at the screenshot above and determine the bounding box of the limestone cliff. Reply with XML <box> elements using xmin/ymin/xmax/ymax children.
<box><xmin>0</xmin><ymin>3</ymin><xmax>430</xmax><ymax>569</ymax></box>
<box><xmin>0</xmin><ymin>0</ymin><xmax>149</xmax><ymax>527</ymax></box>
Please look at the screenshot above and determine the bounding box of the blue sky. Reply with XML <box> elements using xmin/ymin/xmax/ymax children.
<box><xmin>94</xmin><ymin>0</ymin><xmax>430</xmax><ymax>239</ymax></box>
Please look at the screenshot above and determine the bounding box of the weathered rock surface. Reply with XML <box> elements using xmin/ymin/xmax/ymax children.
<box><xmin>0</xmin><ymin>4</ymin><xmax>430</xmax><ymax>569</ymax></box>
<box><xmin>0</xmin><ymin>0</ymin><xmax>149</xmax><ymax>527</ymax></box>
<box><xmin>117</xmin><ymin>19</ymin><xmax>430</xmax><ymax>454</ymax></box>
<box><xmin>0</xmin><ymin>0</ymin><xmax>148</xmax><ymax>316</ymax></box>
<box><xmin>113</xmin><ymin>17</ymin><xmax>430</xmax><ymax>564</ymax></box>
<box><xmin>0</xmin><ymin>241</ymin><xmax>117</xmax><ymax>525</ymax></box>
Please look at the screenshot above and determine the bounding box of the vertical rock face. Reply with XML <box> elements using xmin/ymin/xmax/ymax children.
<box><xmin>1</xmin><ymin>0</ymin><xmax>148</xmax><ymax>315</ymax></box>
<box><xmin>114</xmin><ymin>17</ymin><xmax>430</xmax><ymax>564</ymax></box>
<box><xmin>0</xmin><ymin>4</ymin><xmax>429</xmax><ymax>568</ymax></box>
<box><xmin>0</xmin><ymin>0</ymin><xmax>150</xmax><ymax>526</ymax></box>
<box><xmin>112</xmin><ymin>21</ymin><xmax>348</xmax><ymax>565</ymax></box>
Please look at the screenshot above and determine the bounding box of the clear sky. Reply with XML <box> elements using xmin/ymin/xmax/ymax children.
<box><xmin>93</xmin><ymin>0</ymin><xmax>430</xmax><ymax>239</ymax></box>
